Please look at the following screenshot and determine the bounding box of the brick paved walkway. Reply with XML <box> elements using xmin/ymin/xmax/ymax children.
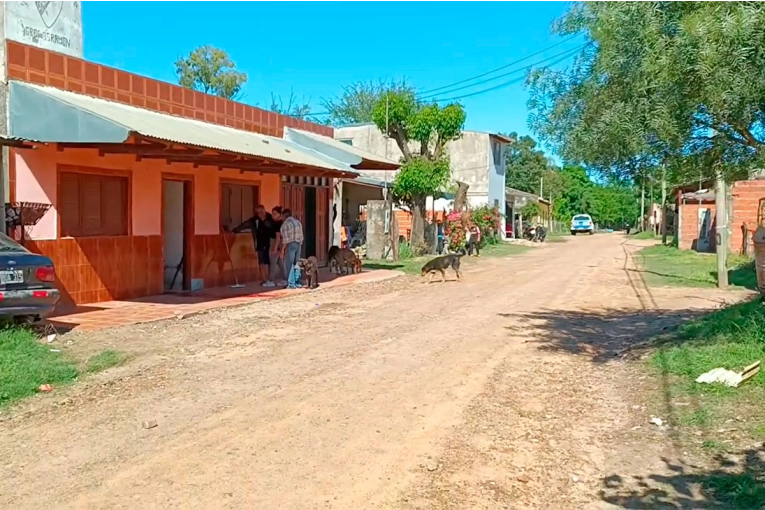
<box><xmin>49</xmin><ymin>269</ymin><xmax>403</xmax><ymax>332</ymax></box>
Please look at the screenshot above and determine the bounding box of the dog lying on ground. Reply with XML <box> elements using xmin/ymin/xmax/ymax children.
<box><xmin>421</xmin><ymin>251</ymin><xmax>464</xmax><ymax>283</ymax></box>
<box><xmin>328</xmin><ymin>246</ymin><xmax>342</xmax><ymax>274</ymax></box>
<box><xmin>298</xmin><ymin>256</ymin><xmax>320</xmax><ymax>289</ymax></box>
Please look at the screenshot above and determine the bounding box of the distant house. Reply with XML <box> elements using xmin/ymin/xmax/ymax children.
<box><xmin>673</xmin><ymin>175</ymin><xmax>765</xmax><ymax>254</ymax></box>
<box><xmin>334</xmin><ymin>124</ymin><xmax>511</xmax><ymax>236</ymax></box>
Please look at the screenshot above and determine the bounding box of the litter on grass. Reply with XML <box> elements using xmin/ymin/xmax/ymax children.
<box><xmin>695</xmin><ymin>361</ymin><xmax>761</xmax><ymax>388</ymax></box>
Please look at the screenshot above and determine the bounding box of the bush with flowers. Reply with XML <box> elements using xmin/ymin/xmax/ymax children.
<box><xmin>470</xmin><ymin>204</ymin><xmax>502</xmax><ymax>246</ymax></box>
<box><xmin>443</xmin><ymin>210</ymin><xmax>467</xmax><ymax>251</ymax></box>
<box><xmin>442</xmin><ymin>205</ymin><xmax>502</xmax><ymax>251</ymax></box>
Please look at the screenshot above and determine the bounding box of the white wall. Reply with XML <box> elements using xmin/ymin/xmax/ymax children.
<box><xmin>3</xmin><ymin>2</ymin><xmax>83</xmax><ymax>58</ymax></box>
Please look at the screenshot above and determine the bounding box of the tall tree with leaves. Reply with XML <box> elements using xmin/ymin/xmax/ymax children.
<box><xmin>175</xmin><ymin>46</ymin><xmax>247</xmax><ymax>99</ymax></box>
<box><xmin>371</xmin><ymin>87</ymin><xmax>466</xmax><ymax>251</ymax></box>
<box><xmin>321</xmin><ymin>80</ymin><xmax>410</xmax><ymax>126</ymax></box>
<box><xmin>528</xmin><ymin>2</ymin><xmax>765</xmax><ymax>284</ymax></box>
<box><xmin>505</xmin><ymin>132</ymin><xmax>553</xmax><ymax>194</ymax></box>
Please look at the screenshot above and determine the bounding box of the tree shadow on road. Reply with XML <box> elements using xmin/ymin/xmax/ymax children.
<box><xmin>499</xmin><ymin>307</ymin><xmax>710</xmax><ymax>363</ymax></box>
<box><xmin>600</xmin><ymin>449</ymin><xmax>765</xmax><ymax>509</ymax></box>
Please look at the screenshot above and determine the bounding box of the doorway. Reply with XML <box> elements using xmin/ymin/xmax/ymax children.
<box><xmin>304</xmin><ymin>186</ymin><xmax>317</xmax><ymax>258</ymax></box>
<box><xmin>163</xmin><ymin>179</ymin><xmax>192</xmax><ymax>291</ymax></box>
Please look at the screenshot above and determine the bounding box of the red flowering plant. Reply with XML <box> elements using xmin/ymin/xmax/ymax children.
<box><xmin>443</xmin><ymin>210</ymin><xmax>467</xmax><ymax>251</ymax></box>
<box><xmin>469</xmin><ymin>205</ymin><xmax>502</xmax><ymax>246</ymax></box>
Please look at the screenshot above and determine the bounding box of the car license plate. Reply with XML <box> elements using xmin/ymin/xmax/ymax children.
<box><xmin>0</xmin><ymin>270</ymin><xmax>24</xmax><ymax>284</ymax></box>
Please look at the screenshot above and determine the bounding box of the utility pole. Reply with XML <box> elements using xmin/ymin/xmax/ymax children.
<box><xmin>540</xmin><ymin>176</ymin><xmax>544</xmax><ymax>198</ymax></box>
<box><xmin>660</xmin><ymin>167</ymin><xmax>668</xmax><ymax>245</ymax></box>
<box><xmin>640</xmin><ymin>175</ymin><xmax>646</xmax><ymax>232</ymax></box>
<box><xmin>715</xmin><ymin>170</ymin><xmax>729</xmax><ymax>288</ymax></box>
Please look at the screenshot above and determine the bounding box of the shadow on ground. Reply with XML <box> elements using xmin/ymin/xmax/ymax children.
<box><xmin>499</xmin><ymin>308</ymin><xmax>709</xmax><ymax>363</ymax></box>
<box><xmin>601</xmin><ymin>450</ymin><xmax>765</xmax><ymax>509</ymax></box>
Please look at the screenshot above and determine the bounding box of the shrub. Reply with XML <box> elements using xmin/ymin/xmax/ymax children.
<box><xmin>443</xmin><ymin>210</ymin><xmax>466</xmax><ymax>251</ymax></box>
<box><xmin>470</xmin><ymin>205</ymin><xmax>502</xmax><ymax>246</ymax></box>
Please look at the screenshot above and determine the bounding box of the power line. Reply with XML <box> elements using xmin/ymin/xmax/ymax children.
<box><xmin>430</xmin><ymin>46</ymin><xmax>584</xmax><ymax>102</ymax></box>
<box><xmin>417</xmin><ymin>35</ymin><xmax>580</xmax><ymax>96</ymax></box>
<box><xmin>304</xmin><ymin>39</ymin><xmax>585</xmax><ymax>117</ymax></box>
<box><xmin>417</xmin><ymin>44</ymin><xmax>587</xmax><ymax>100</ymax></box>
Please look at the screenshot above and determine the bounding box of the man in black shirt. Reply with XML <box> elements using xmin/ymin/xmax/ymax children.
<box><xmin>232</xmin><ymin>205</ymin><xmax>276</xmax><ymax>287</ymax></box>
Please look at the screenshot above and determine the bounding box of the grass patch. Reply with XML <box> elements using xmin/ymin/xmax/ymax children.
<box><xmin>630</xmin><ymin>230</ymin><xmax>659</xmax><ymax>240</ymax></box>
<box><xmin>363</xmin><ymin>242</ymin><xmax>531</xmax><ymax>275</ymax></box>
<box><xmin>648</xmin><ymin>299</ymin><xmax>765</xmax><ymax>507</ymax></box>
<box><xmin>637</xmin><ymin>245</ymin><xmax>757</xmax><ymax>290</ymax></box>
<box><xmin>652</xmin><ymin>299</ymin><xmax>765</xmax><ymax>385</ymax></box>
<box><xmin>0</xmin><ymin>327</ymin><xmax>78</xmax><ymax>406</ymax></box>
<box><xmin>85</xmin><ymin>349</ymin><xmax>127</xmax><ymax>373</ymax></box>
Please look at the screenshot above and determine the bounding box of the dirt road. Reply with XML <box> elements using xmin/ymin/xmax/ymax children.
<box><xmin>0</xmin><ymin>234</ymin><xmax>749</xmax><ymax>509</ymax></box>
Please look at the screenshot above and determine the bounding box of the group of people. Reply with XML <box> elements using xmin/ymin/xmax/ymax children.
<box><xmin>230</xmin><ymin>205</ymin><xmax>305</xmax><ymax>289</ymax></box>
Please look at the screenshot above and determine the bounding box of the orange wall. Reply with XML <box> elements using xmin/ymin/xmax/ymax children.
<box><xmin>14</xmin><ymin>145</ymin><xmax>282</xmax><ymax>240</ymax></box>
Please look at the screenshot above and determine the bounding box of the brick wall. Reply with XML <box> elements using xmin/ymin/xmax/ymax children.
<box><xmin>678</xmin><ymin>202</ymin><xmax>716</xmax><ymax>251</ymax></box>
<box><xmin>730</xmin><ymin>179</ymin><xmax>765</xmax><ymax>254</ymax></box>
<box><xmin>5</xmin><ymin>41</ymin><xmax>332</xmax><ymax>139</ymax></box>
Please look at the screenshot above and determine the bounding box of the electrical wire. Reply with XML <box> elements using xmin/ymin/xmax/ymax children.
<box><xmin>429</xmin><ymin>45</ymin><xmax>584</xmax><ymax>102</ymax></box>
<box><xmin>417</xmin><ymin>44</ymin><xmax>586</xmax><ymax>101</ymax></box>
<box><xmin>416</xmin><ymin>35</ymin><xmax>580</xmax><ymax>96</ymax></box>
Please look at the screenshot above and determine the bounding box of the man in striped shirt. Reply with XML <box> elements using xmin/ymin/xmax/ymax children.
<box><xmin>279</xmin><ymin>209</ymin><xmax>304</xmax><ymax>289</ymax></box>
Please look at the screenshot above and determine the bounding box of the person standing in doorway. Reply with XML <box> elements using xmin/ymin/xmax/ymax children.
<box><xmin>279</xmin><ymin>209</ymin><xmax>304</xmax><ymax>289</ymax></box>
<box><xmin>232</xmin><ymin>205</ymin><xmax>275</xmax><ymax>287</ymax></box>
<box><xmin>269</xmin><ymin>206</ymin><xmax>285</xmax><ymax>286</ymax></box>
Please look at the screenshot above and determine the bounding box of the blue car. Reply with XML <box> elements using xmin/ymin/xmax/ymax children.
<box><xmin>570</xmin><ymin>214</ymin><xmax>594</xmax><ymax>235</ymax></box>
<box><xmin>0</xmin><ymin>232</ymin><xmax>60</xmax><ymax>323</ymax></box>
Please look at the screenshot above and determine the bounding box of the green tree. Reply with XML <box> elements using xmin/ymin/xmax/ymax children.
<box><xmin>528</xmin><ymin>2</ymin><xmax>765</xmax><ymax>284</ymax></box>
<box><xmin>321</xmin><ymin>79</ymin><xmax>409</xmax><ymax>126</ymax></box>
<box><xmin>371</xmin><ymin>87</ymin><xmax>466</xmax><ymax>251</ymax></box>
<box><xmin>505</xmin><ymin>133</ymin><xmax>553</xmax><ymax>194</ymax></box>
<box><xmin>175</xmin><ymin>46</ymin><xmax>247</xmax><ymax>99</ymax></box>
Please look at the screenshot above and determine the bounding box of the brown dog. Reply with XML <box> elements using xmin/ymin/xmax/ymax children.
<box><xmin>337</xmin><ymin>248</ymin><xmax>359</xmax><ymax>275</ymax></box>
<box><xmin>298</xmin><ymin>256</ymin><xmax>320</xmax><ymax>289</ymax></box>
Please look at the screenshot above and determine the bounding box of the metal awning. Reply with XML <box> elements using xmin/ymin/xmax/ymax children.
<box><xmin>5</xmin><ymin>81</ymin><xmax>358</xmax><ymax>177</ymax></box>
<box><xmin>283</xmin><ymin>127</ymin><xmax>399</xmax><ymax>171</ymax></box>
<box><xmin>342</xmin><ymin>176</ymin><xmax>392</xmax><ymax>189</ymax></box>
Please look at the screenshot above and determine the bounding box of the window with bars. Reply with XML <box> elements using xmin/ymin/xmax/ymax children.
<box><xmin>220</xmin><ymin>183</ymin><xmax>259</xmax><ymax>232</ymax></box>
<box><xmin>59</xmin><ymin>171</ymin><xmax>129</xmax><ymax>237</ymax></box>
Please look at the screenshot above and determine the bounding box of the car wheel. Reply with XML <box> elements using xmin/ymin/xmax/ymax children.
<box><xmin>571</xmin><ymin>231</ymin><xmax>576</xmax><ymax>236</ymax></box>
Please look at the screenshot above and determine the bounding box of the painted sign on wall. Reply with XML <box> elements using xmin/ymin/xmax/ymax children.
<box><xmin>4</xmin><ymin>2</ymin><xmax>83</xmax><ymax>58</ymax></box>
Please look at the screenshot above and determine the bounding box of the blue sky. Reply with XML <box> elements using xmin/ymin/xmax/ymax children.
<box><xmin>82</xmin><ymin>2</ymin><xmax>578</xmax><ymax>146</ymax></box>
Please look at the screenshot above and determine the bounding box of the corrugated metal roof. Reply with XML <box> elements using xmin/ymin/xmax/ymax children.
<box><xmin>343</xmin><ymin>176</ymin><xmax>391</xmax><ymax>189</ymax></box>
<box><xmin>284</xmin><ymin>127</ymin><xmax>399</xmax><ymax>168</ymax></box>
<box><xmin>9</xmin><ymin>81</ymin><xmax>356</xmax><ymax>175</ymax></box>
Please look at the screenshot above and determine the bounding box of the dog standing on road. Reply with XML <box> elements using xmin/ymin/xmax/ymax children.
<box><xmin>420</xmin><ymin>251</ymin><xmax>464</xmax><ymax>283</ymax></box>
<box><xmin>298</xmin><ymin>256</ymin><xmax>320</xmax><ymax>289</ymax></box>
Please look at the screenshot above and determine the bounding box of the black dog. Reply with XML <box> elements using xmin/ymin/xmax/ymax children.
<box><xmin>328</xmin><ymin>245</ymin><xmax>342</xmax><ymax>274</ymax></box>
<box><xmin>298</xmin><ymin>256</ymin><xmax>320</xmax><ymax>289</ymax></box>
<box><xmin>421</xmin><ymin>251</ymin><xmax>464</xmax><ymax>283</ymax></box>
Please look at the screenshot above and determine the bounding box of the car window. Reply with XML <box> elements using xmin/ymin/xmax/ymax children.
<box><xmin>0</xmin><ymin>232</ymin><xmax>27</xmax><ymax>252</ymax></box>
<box><xmin>573</xmin><ymin>215</ymin><xmax>590</xmax><ymax>221</ymax></box>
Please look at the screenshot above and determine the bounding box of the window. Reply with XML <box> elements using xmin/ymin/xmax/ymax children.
<box><xmin>220</xmin><ymin>183</ymin><xmax>259</xmax><ymax>231</ymax></box>
<box><xmin>59</xmin><ymin>171</ymin><xmax>129</xmax><ymax>237</ymax></box>
<box><xmin>492</xmin><ymin>141</ymin><xmax>504</xmax><ymax>166</ymax></box>
<box><xmin>338</xmin><ymin>139</ymin><xmax>353</xmax><ymax>146</ymax></box>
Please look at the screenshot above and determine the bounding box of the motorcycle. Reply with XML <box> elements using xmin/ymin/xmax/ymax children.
<box><xmin>523</xmin><ymin>223</ymin><xmax>547</xmax><ymax>243</ymax></box>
